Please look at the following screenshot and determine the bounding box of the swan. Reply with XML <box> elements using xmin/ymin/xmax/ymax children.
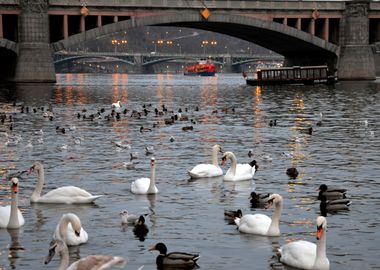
<box><xmin>28</xmin><ymin>161</ymin><xmax>103</xmax><ymax>204</ymax></box>
<box><xmin>318</xmin><ymin>184</ymin><xmax>347</xmax><ymax>200</ymax></box>
<box><xmin>131</xmin><ymin>157</ymin><xmax>158</xmax><ymax>195</ymax></box>
<box><xmin>221</xmin><ymin>151</ymin><xmax>257</xmax><ymax>181</ymax></box>
<box><xmin>0</xmin><ymin>177</ymin><xmax>25</xmax><ymax>229</ymax></box>
<box><xmin>188</xmin><ymin>144</ymin><xmax>223</xmax><ymax>179</ymax></box>
<box><xmin>149</xmin><ymin>242</ymin><xmax>200</xmax><ymax>269</ymax></box>
<box><xmin>278</xmin><ymin>216</ymin><xmax>330</xmax><ymax>270</ymax></box>
<box><xmin>234</xmin><ymin>193</ymin><xmax>283</xmax><ymax>236</ymax></box>
<box><xmin>45</xmin><ymin>239</ymin><xmax>127</xmax><ymax>270</ymax></box>
<box><xmin>53</xmin><ymin>213</ymin><xmax>88</xmax><ymax>246</ymax></box>
<box><xmin>112</xmin><ymin>101</ymin><xmax>122</xmax><ymax>108</ymax></box>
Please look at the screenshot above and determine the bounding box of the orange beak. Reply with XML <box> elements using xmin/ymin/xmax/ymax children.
<box><xmin>316</xmin><ymin>226</ymin><xmax>323</xmax><ymax>240</ymax></box>
<box><xmin>11</xmin><ymin>183</ymin><xmax>18</xmax><ymax>194</ymax></box>
<box><xmin>221</xmin><ymin>158</ymin><xmax>226</xmax><ymax>166</ymax></box>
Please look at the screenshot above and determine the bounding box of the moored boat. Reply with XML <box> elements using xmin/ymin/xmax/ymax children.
<box><xmin>246</xmin><ymin>65</ymin><xmax>337</xmax><ymax>86</ymax></box>
<box><xmin>184</xmin><ymin>59</ymin><xmax>216</xmax><ymax>76</ymax></box>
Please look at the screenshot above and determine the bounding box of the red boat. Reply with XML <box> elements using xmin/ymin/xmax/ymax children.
<box><xmin>184</xmin><ymin>60</ymin><xmax>216</xmax><ymax>76</ymax></box>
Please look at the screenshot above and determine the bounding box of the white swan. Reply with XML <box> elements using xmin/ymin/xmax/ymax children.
<box><xmin>278</xmin><ymin>216</ymin><xmax>330</xmax><ymax>270</ymax></box>
<box><xmin>28</xmin><ymin>161</ymin><xmax>103</xmax><ymax>204</ymax></box>
<box><xmin>221</xmin><ymin>151</ymin><xmax>257</xmax><ymax>181</ymax></box>
<box><xmin>45</xmin><ymin>239</ymin><xmax>127</xmax><ymax>270</ymax></box>
<box><xmin>53</xmin><ymin>213</ymin><xmax>88</xmax><ymax>246</ymax></box>
<box><xmin>112</xmin><ymin>100</ymin><xmax>122</xmax><ymax>108</ymax></box>
<box><xmin>188</xmin><ymin>144</ymin><xmax>223</xmax><ymax>179</ymax></box>
<box><xmin>131</xmin><ymin>157</ymin><xmax>158</xmax><ymax>195</ymax></box>
<box><xmin>234</xmin><ymin>193</ymin><xmax>283</xmax><ymax>236</ymax></box>
<box><xmin>0</xmin><ymin>177</ymin><xmax>25</xmax><ymax>229</ymax></box>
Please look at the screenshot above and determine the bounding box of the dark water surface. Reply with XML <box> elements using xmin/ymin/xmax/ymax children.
<box><xmin>0</xmin><ymin>74</ymin><xmax>379</xmax><ymax>270</ymax></box>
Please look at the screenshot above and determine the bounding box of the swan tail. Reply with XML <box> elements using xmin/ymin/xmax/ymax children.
<box><xmin>188</xmin><ymin>170</ymin><xmax>199</xmax><ymax>179</ymax></box>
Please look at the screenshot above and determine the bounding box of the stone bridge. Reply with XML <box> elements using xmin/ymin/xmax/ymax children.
<box><xmin>0</xmin><ymin>0</ymin><xmax>379</xmax><ymax>82</ymax></box>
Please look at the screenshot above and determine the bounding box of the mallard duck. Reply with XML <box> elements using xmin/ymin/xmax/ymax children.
<box><xmin>224</xmin><ymin>209</ymin><xmax>243</xmax><ymax>224</ymax></box>
<box><xmin>249</xmin><ymin>192</ymin><xmax>271</xmax><ymax>208</ymax></box>
<box><xmin>149</xmin><ymin>242</ymin><xmax>200</xmax><ymax>269</ymax></box>
<box><xmin>318</xmin><ymin>184</ymin><xmax>347</xmax><ymax>200</ymax></box>
<box><xmin>320</xmin><ymin>195</ymin><xmax>351</xmax><ymax>217</ymax></box>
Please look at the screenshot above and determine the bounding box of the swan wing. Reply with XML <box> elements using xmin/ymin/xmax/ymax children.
<box><xmin>279</xmin><ymin>240</ymin><xmax>316</xmax><ymax>270</ymax></box>
<box><xmin>237</xmin><ymin>214</ymin><xmax>271</xmax><ymax>235</ymax></box>
<box><xmin>131</xmin><ymin>178</ymin><xmax>158</xmax><ymax>194</ymax></box>
<box><xmin>0</xmin><ymin>206</ymin><xmax>25</xmax><ymax>228</ymax></box>
<box><xmin>39</xmin><ymin>186</ymin><xmax>102</xmax><ymax>204</ymax></box>
<box><xmin>188</xmin><ymin>164</ymin><xmax>223</xmax><ymax>178</ymax></box>
<box><xmin>68</xmin><ymin>255</ymin><xmax>127</xmax><ymax>270</ymax></box>
<box><xmin>224</xmin><ymin>164</ymin><xmax>254</xmax><ymax>181</ymax></box>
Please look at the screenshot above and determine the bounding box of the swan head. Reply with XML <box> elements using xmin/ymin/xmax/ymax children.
<box><xmin>28</xmin><ymin>161</ymin><xmax>43</xmax><ymax>174</ymax></box>
<box><xmin>213</xmin><ymin>144</ymin><xmax>223</xmax><ymax>154</ymax></box>
<box><xmin>10</xmin><ymin>177</ymin><xmax>19</xmax><ymax>194</ymax></box>
<box><xmin>149</xmin><ymin>242</ymin><xmax>167</xmax><ymax>255</ymax></box>
<box><xmin>221</xmin><ymin>152</ymin><xmax>234</xmax><ymax>165</ymax></box>
<box><xmin>150</xmin><ymin>157</ymin><xmax>156</xmax><ymax>167</ymax></box>
<box><xmin>264</xmin><ymin>193</ymin><xmax>282</xmax><ymax>209</ymax></box>
<box><xmin>45</xmin><ymin>240</ymin><xmax>66</xmax><ymax>265</ymax></box>
<box><xmin>316</xmin><ymin>216</ymin><xmax>327</xmax><ymax>240</ymax></box>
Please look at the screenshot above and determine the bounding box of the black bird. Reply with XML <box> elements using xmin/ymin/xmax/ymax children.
<box><xmin>286</xmin><ymin>167</ymin><xmax>298</xmax><ymax>179</ymax></box>
<box><xmin>318</xmin><ymin>184</ymin><xmax>347</xmax><ymax>200</ymax></box>
<box><xmin>224</xmin><ymin>209</ymin><xmax>243</xmax><ymax>224</ymax></box>
<box><xmin>249</xmin><ymin>192</ymin><xmax>271</xmax><ymax>208</ymax></box>
<box><xmin>149</xmin><ymin>242</ymin><xmax>200</xmax><ymax>269</ymax></box>
<box><xmin>320</xmin><ymin>195</ymin><xmax>351</xmax><ymax>217</ymax></box>
<box><xmin>133</xmin><ymin>215</ymin><xmax>149</xmax><ymax>241</ymax></box>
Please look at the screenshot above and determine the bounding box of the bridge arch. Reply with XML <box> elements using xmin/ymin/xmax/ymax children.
<box><xmin>52</xmin><ymin>12</ymin><xmax>339</xmax><ymax>68</ymax></box>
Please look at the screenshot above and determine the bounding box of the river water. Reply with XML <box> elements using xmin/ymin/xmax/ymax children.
<box><xmin>0</xmin><ymin>73</ymin><xmax>379</xmax><ymax>270</ymax></box>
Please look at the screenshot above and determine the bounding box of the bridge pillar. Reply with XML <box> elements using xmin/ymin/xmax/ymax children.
<box><xmin>337</xmin><ymin>0</ymin><xmax>375</xmax><ymax>80</ymax></box>
<box><xmin>223</xmin><ymin>55</ymin><xmax>233</xmax><ymax>73</ymax></box>
<box><xmin>13</xmin><ymin>0</ymin><xmax>56</xmax><ymax>83</ymax></box>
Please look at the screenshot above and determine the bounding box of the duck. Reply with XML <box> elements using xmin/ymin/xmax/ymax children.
<box><xmin>188</xmin><ymin>144</ymin><xmax>223</xmax><ymax>179</ymax></box>
<box><xmin>278</xmin><ymin>216</ymin><xmax>330</xmax><ymax>270</ymax></box>
<box><xmin>131</xmin><ymin>157</ymin><xmax>158</xmax><ymax>195</ymax></box>
<box><xmin>0</xmin><ymin>177</ymin><xmax>25</xmax><ymax>229</ymax></box>
<box><xmin>44</xmin><ymin>239</ymin><xmax>127</xmax><ymax>270</ymax></box>
<box><xmin>221</xmin><ymin>151</ymin><xmax>257</xmax><ymax>181</ymax></box>
<box><xmin>53</xmin><ymin>213</ymin><xmax>88</xmax><ymax>246</ymax></box>
<box><xmin>286</xmin><ymin>167</ymin><xmax>299</xmax><ymax>179</ymax></box>
<box><xmin>120</xmin><ymin>210</ymin><xmax>139</xmax><ymax>225</ymax></box>
<box><xmin>112</xmin><ymin>101</ymin><xmax>122</xmax><ymax>108</ymax></box>
<box><xmin>149</xmin><ymin>242</ymin><xmax>200</xmax><ymax>269</ymax></box>
<box><xmin>235</xmin><ymin>193</ymin><xmax>283</xmax><ymax>236</ymax></box>
<box><xmin>318</xmin><ymin>184</ymin><xmax>347</xmax><ymax>200</ymax></box>
<box><xmin>28</xmin><ymin>162</ymin><xmax>103</xmax><ymax>204</ymax></box>
<box><xmin>133</xmin><ymin>215</ymin><xmax>149</xmax><ymax>241</ymax></box>
<box><xmin>249</xmin><ymin>192</ymin><xmax>271</xmax><ymax>208</ymax></box>
<box><xmin>319</xmin><ymin>195</ymin><xmax>351</xmax><ymax>217</ymax></box>
<box><xmin>224</xmin><ymin>209</ymin><xmax>243</xmax><ymax>224</ymax></box>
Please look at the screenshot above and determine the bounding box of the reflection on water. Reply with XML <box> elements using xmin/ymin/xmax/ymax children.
<box><xmin>0</xmin><ymin>74</ymin><xmax>379</xmax><ymax>270</ymax></box>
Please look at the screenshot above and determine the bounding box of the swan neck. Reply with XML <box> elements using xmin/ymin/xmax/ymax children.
<box><xmin>31</xmin><ymin>165</ymin><xmax>44</xmax><ymax>202</ymax></box>
<box><xmin>268</xmin><ymin>199</ymin><xmax>283</xmax><ymax>235</ymax></box>
<box><xmin>58</xmin><ymin>215</ymin><xmax>76</xmax><ymax>242</ymax></box>
<box><xmin>58</xmin><ymin>247</ymin><xmax>70</xmax><ymax>270</ymax></box>
<box><xmin>147</xmin><ymin>163</ymin><xmax>156</xmax><ymax>193</ymax></box>
<box><xmin>316</xmin><ymin>228</ymin><xmax>327</xmax><ymax>261</ymax></box>
<box><xmin>229</xmin><ymin>154</ymin><xmax>237</xmax><ymax>175</ymax></box>
<box><xmin>211</xmin><ymin>146</ymin><xmax>219</xmax><ymax>166</ymax></box>
<box><xmin>8</xmin><ymin>190</ymin><xmax>20</xmax><ymax>228</ymax></box>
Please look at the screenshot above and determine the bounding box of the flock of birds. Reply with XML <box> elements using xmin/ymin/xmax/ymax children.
<box><xmin>0</xmin><ymin>100</ymin><xmax>354</xmax><ymax>270</ymax></box>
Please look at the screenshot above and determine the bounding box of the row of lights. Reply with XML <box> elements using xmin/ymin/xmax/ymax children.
<box><xmin>111</xmin><ymin>39</ymin><xmax>128</xmax><ymax>45</ymax></box>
